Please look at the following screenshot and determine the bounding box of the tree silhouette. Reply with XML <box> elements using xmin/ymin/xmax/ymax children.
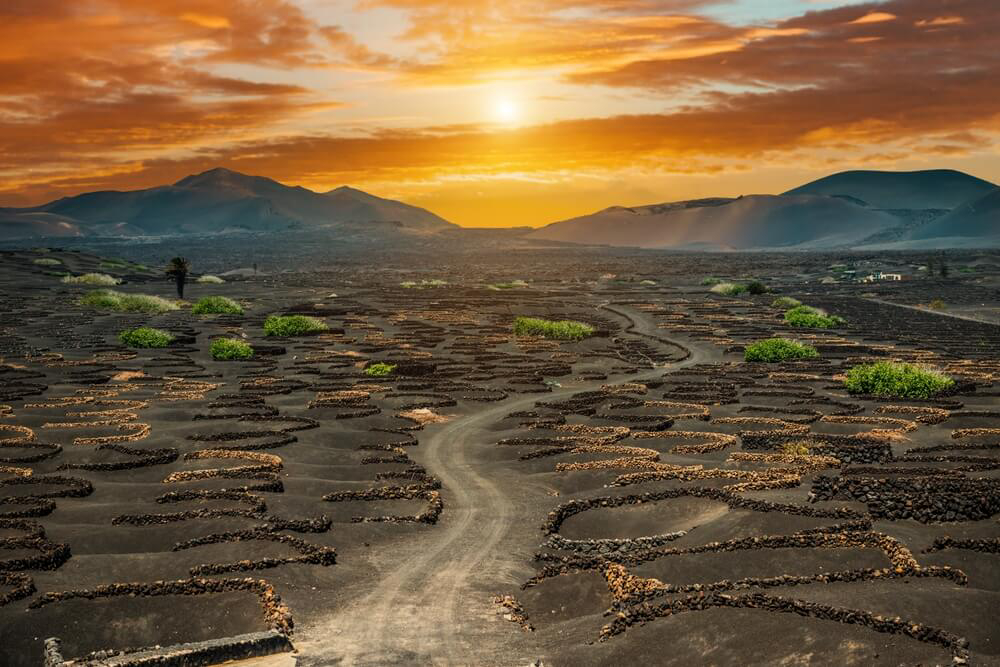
<box><xmin>165</xmin><ymin>257</ymin><xmax>190</xmax><ymax>299</ymax></box>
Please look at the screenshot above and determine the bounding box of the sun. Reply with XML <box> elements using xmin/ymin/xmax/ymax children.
<box><xmin>493</xmin><ymin>97</ymin><xmax>520</xmax><ymax>124</ymax></box>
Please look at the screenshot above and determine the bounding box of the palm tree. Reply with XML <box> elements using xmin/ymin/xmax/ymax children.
<box><xmin>165</xmin><ymin>257</ymin><xmax>190</xmax><ymax>299</ymax></box>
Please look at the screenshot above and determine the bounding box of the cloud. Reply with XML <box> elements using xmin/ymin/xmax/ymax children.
<box><xmin>0</xmin><ymin>0</ymin><xmax>997</xmax><ymax>223</ymax></box>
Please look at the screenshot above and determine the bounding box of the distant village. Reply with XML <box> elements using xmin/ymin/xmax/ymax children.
<box><xmin>821</xmin><ymin>259</ymin><xmax>959</xmax><ymax>284</ymax></box>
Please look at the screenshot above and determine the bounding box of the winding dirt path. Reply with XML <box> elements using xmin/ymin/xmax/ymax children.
<box><xmin>294</xmin><ymin>307</ymin><xmax>706</xmax><ymax>666</ymax></box>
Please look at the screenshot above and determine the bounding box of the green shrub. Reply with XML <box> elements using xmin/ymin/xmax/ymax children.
<box><xmin>210</xmin><ymin>338</ymin><xmax>254</xmax><ymax>360</ymax></box>
<box><xmin>639</xmin><ymin>279</ymin><xmax>657</xmax><ymax>286</ymax></box>
<box><xmin>928</xmin><ymin>299</ymin><xmax>946</xmax><ymax>310</ymax></box>
<box><xmin>844</xmin><ymin>361</ymin><xmax>954</xmax><ymax>399</ymax></box>
<box><xmin>33</xmin><ymin>258</ymin><xmax>62</xmax><ymax>266</ymax></box>
<box><xmin>784</xmin><ymin>305</ymin><xmax>845</xmax><ymax>328</ymax></box>
<box><xmin>62</xmin><ymin>272</ymin><xmax>121</xmax><ymax>286</ymax></box>
<box><xmin>263</xmin><ymin>314</ymin><xmax>328</xmax><ymax>336</ymax></box>
<box><xmin>197</xmin><ymin>275</ymin><xmax>225</xmax><ymax>284</ymax></box>
<box><xmin>771</xmin><ymin>296</ymin><xmax>802</xmax><ymax>309</ymax></box>
<box><xmin>401</xmin><ymin>279</ymin><xmax>448</xmax><ymax>289</ymax></box>
<box><xmin>100</xmin><ymin>259</ymin><xmax>129</xmax><ymax>270</ymax></box>
<box><xmin>513</xmin><ymin>316</ymin><xmax>594</xmax><ymax>341</ymax></box>
<box><xmin>701</xmin><ymin>277</ymin><xmax>723</xmax><ymax>286</ymax></box>
<box><xmin>746</xmin><ymin>281</ymin><xmax>768</xmax><ymax>295</ymax></box>
<box><xmin>710</xmin><ymin>282</ymin><xmax>748</xmax><ymax>296</ymax></box>
<box><xmin>488</xmin><ymin>280</ymin><xmax>529</xmax><ymax>290</ymax></box>
<box><xmin>80</xmin><ymin>290</ymin><xmax>179</xmax><ymax>314</ymax></box>
<box><xmin>744</xmin><ymin>338</ymin><xmax>819</xmax><ymax>363</ymax></box>
<box><xmin>191</xmin><ymin>296</ymin><xmax>243</xmax><ymax>315</ymax></box>
<box><xmin>365</xmin><ymin>362</ymin><xmax>396</xmax><ymax>377</ymax></box>
<box><xmin>119</xmin><ymin>327</ymin><xmax>174</xmax><ymax>348</ymax></box>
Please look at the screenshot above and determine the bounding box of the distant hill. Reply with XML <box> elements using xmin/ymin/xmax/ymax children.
<box><xmin>911</xmin><ymin>187</ymin><xmax>1000</xmax><ymax>240</ymax></box>
<box><xmin>528</xmin><ymin>168</ymin><xmax>998</xmax><ymax>250</ymax></box>
<box><xmin>527</xmin><ymin>194</ymin><xmax>902</xmax><ymax>250</ymax></box>
<box><xmin>0</xmin><ymin>168</ymin><xmax>455</xmax><ymax>239</ymax></box>
<box><xmin>784</xmin><ymin>169</ymin><xmax>996</xmax><ymax>209</ymax></box>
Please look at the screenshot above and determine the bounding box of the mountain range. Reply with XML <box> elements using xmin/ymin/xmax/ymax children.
<box><xmin>1</xmin><ymin>167</ymin><xmax>997</xmax><ymax>249</ymax></box>
<box><xmin>0</xmin><ymin>168</ymin><xmax>454</xmax><ymax>239</ymax></box>
<box><xmin>528</xmin><ymin>169</ymin><xmax>999</xmax><ymax>250</ymax></box>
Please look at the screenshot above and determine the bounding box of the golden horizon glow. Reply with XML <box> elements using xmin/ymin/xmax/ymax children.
<box><xmin>0</xmin><ymin>0</ymin><xmax>997</xmax><ymax>227</ymax></box>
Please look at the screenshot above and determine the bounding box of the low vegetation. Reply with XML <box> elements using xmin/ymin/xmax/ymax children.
<box><xmin>781</xmin><ymin>441</ymin><xmax>813</xmax><ymax>456</ymax></box>
<box><xmin>771</xmin><ymin>296</ymin><xmax>802</xmax><ymax>309</ymax></box>
<box><xmin>401</xmin><ymin>279</ymin><xmax>448</xmax><ymax>289</ymax></box>
<box><xmin>197</xmin><ymin>275</ymin><xmax>225</xmax><ymax>284</ymax></box>
<box><xmin>746</xmin><ymin>281</ymin><xmax>768</xmax><ymax>295</ymax></box>
<box><xmin>710</xmin><ymin>282</ymin><xmax>748</xmax><ymax>296</ymax></box>
<box><xmin>62</xmin><ymin>272</ymin><xmax>121</xmax><ymax>286</ymax></box>
<box><xmin>210</xmin><ymin>337</ymin><xmax>254</xmax><ymax>360</ymax></box>
<box><xmin>701</xmin><ymin>276</ymin><xmax>723</xmax><ymax>286</ymax></box>
<box><xmin>784</xmin><ymin>305</ymin><xmax>846</xmax><ymax>328</ymax></box>
<box><xmin>80</xmin><ymin>290</ymin><xmax>179</xmax><ymax>314</ymax></box>
<box><xmin>118</xmin><ymin>327</ymin><xmax>174</xmax><ymax>348</ymax></box>
<box><xmin>513</xmin><ymin>316</ymin><xmax>594</xmax><ymax>341</ymax></box>
<box><xmin>191</xmin><ymin>296</ymin><xmax>243</xmax><ymax>315</ymax></box>
<box><xmin>844</xmin><ymin>361</ymin><xmax>954</xmax><ymax>399</ymax></box>
<box><xmin>744</xmin><ymin>338</ymin><xmax>819</xmax><ymax>363</ymax></box>
<box><xmin>264</xmin><ymin>314</ymin><xmax>328</xmax><ymax>336</ymax></box>
<box><xmin>364</xmin><ymin>362</ymin><xmax>396</xmax><ymax>377</ymax></box>
<box><xmin>928</xmin><ymin>299</ymin><xmax>947</xmax><ymax>310</ymax></box>
<box><xmin>488</xmin><ymin>280</ymin><xmax>529</xmax><ymax>290</ymax></box>
<box><xmin>33</xmin><ymin>258</ymin><xmax>62</xmax><ymax>266</ymax></box>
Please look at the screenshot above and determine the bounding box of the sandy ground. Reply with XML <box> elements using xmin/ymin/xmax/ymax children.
<box><xmin>1</xmin><ymin>248</ymin><xmax>999</xmax><ymax>666</ymax></box>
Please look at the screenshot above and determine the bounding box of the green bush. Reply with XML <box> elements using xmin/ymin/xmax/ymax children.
<box><xmin>210</xmin><ymin>338</ymin><xmax>254</xmax><ymax>360</ymax></box>
<box><xmin>844</xmin><ymin>361</ymin><xmax>954</xmax><ymax>399</ymax></box>
<box><xmin>746</xmin><ymin>281</ymin><xmax>768</xmax><ymax>295</ymax></box>
<box><xmin>744</xmin><ymin>338</ymin><xmax>819</xmax><ymax>363</ymax></box>
<box><xmin>710</xmin><ymin>282</ymin><xmax>748</xmax><ymax>296</ymax></box>
<box><xmin>80</xmin><ymin>290</ymin><xmax>179</xmax><ymax>314</ymax></box>
<box><xmin>119</xmin><ymin>327</ymin><xmax>174</xmax><ymax>348</ymax></box>
<box><xmin>62</xmin><ymin>272</ymin><xmax>121</xmax><ymax>286</ymax></box>
<box><xmin>191</xmin><ymin>296</ymin><xmax>243</xmax><ymax>315</ymax></box>
<box><xmin>401</xmin><ymin>279</ymin><xmax>448</xmax><ymax>289</ymax></box>
<box><xmin>784</xmin><ymin>305</ymin><xmax>845</xmax><ymax>328</ymax></box>
<box><xmin>771</xmin><ymin>296</ymin><xmax>802</xmax><ymax>309</ymax></box>
<box><xmin>513</xmin><ymin>316</ymin><xmax>594</xmax><ymax>341</ymax></box>
<box><xmin>365</xmin><ymin>362</ymin><xmax>396</xmax><ymax>377</ymax></box>
<box><xmin>263</xmin><ymin>314</ymin><xmax>328</xmax><ymax>336</ymax></box>
<box><xmin>33</xmin><ymin>258</ymin><xmax>62</xmax><ymax>266</ymax></box>
<box><xmin>197</xmin><ymin>275</ymin><xmax>225</xmax><ymax>284</ymax></box>
<box><xmin>487</xmin><ymin>280</ymin><xmax>529</xmax><ymax>290</ymax></box>
<box><xmin>701</xmin><ymin>277</ymin><xmax>723</xmax><ymax>286</ymax></box>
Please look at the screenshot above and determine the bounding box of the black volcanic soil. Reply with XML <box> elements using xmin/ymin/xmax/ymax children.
<box><xmin>1</xmin><ymin>247</ymin><xmax>998</xmax><ymax>666</ymax></box>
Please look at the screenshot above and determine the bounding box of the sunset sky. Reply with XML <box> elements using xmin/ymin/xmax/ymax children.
<box><xmin>2</xmin><ymin>0</ymin><xmax>998</xmax><ymax>226</ymax></box>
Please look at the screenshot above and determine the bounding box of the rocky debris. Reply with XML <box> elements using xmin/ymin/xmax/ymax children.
<box><xmin>43</xmin><ymin>630</ymin><xmax>292</xmax><ymax>667</ymax></box>
<box><xmin>599</xmin><ymin>591</ymin><xmax>970</xmax><ymax>664</ymax></box>
<box><xmin>492</xmin><ymin>594</ymin><xmax>534</xmax><ymax>632</ymax></box>
<box><xmin>29</xmin><ymin>577</ymin><xmax>295</xmax><ymax>637</ymax></box>
<box><xmin>811</xmin><ymin>475</ymin><xmax>1000</xmax><ymax>522</ymax></box>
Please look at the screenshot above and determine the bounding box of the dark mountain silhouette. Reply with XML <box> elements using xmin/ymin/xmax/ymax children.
<box><xmin>784</xmin><ymin>169</ymin><xmax>996</xmax><ymax>209</ymax></box>
<box><xmin>0</xmin><ymin>168</ymin><xmax>455</xmax><ymax>239</ymax></box>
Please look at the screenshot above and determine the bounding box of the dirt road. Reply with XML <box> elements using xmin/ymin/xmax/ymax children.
<box><xmin>294</xmin><ymin>307</ymin><xmax>706</xmax><ymax>666</ymax></box>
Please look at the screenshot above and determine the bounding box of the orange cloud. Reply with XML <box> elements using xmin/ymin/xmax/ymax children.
<box><xmin>848</xmin><ymin>12</ymin><xmax>897</xmax><ymax>25</ymax></box>
<box><xmin>0</xmin><ymin>0</ymin><xmax>997</xmax><ymax>225</ymax></box>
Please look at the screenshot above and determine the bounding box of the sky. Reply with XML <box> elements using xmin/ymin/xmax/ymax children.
<box><xmin>1</xmin><ymin>0</ymin><xmax>998</xmax><ymax>227</ymax></box>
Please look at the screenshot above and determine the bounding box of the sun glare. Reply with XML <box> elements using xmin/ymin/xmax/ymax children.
<box><xmin>493</xmin><ymin>97</ymin><xmax>520</xmax><ymax>124</ymax></box>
